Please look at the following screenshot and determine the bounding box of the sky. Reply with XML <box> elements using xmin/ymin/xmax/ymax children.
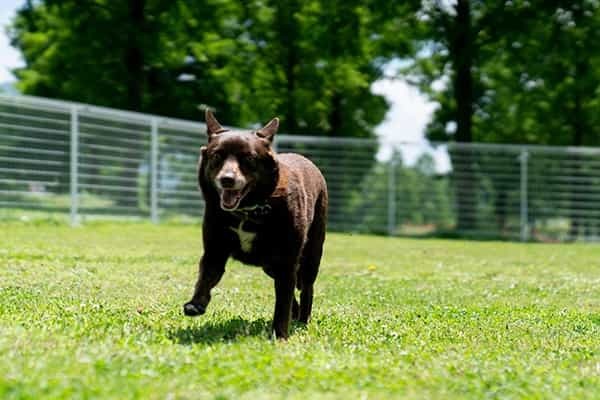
<box><xmin>0</xmin><ymin>0</ymin><xmax>23</xmax><ymax>83</ymax></box>
<box><xmin>0</xmin><ymin>0</ymin><xmax>436</xmax><ymax>144</ymax></box>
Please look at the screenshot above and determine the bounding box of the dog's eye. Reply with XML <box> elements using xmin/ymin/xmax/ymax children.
<box><xmin>240</xmin><ymin>155</ymin><xmax>257</xmax><ymax>168</ymax></box>
<box><xmin>210</xmin><ymin>153</ymin><xmax>223</xmax><ymax>164</ymax></box>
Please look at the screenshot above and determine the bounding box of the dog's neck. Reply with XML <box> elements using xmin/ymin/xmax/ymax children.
<box><xmin>231</xmin><ymin>203</ymin><xmax>272</xmax><ymax>221</ymax></box>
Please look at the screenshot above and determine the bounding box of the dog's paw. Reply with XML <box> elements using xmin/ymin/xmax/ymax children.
<box><xmin>183</xmin><ymin>302</ymin><xmax>205</xmax><ymax>316</ymax></box>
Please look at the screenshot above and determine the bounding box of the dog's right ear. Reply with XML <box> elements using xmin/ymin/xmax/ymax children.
<box><xmin>205</xmin><ymin>110</ymin><xmax>226</xmax><ymax>141</ymax></box>
<box><xmin>256</xmin><ymin>117</ymin><xmax>279</xmax><ymax>144</ymax></box>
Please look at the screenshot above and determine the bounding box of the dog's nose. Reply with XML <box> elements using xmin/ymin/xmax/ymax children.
<box><xmin>219</xmin><ymin>175</ymin><xmax>236</xmax><ymax>188</ymax></box>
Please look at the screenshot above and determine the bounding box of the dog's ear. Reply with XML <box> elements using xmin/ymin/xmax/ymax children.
<box><xmin>256</xmin><ymin>117</ymin><xmax>279</xmax><ymax>143</ymax></box>
<box><xmin>205</xmin><ymin>109</ymin><xmax>226</xmax><ymax>140</ymax></box>
<box><xmin>198</xmin><ymin>146</ymin><xmax>207</xmax><ymax>168</ymax></box>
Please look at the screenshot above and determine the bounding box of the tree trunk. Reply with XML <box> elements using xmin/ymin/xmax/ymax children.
<box><xmin>451</xmin><ymin>0</ymin><xmax>476</xmax><ymax>232</ymax></box>
<box><xmin>285</xmin><ymin>18</ymin><xmax>298</xmax><ymax>133</ymax></box>
<box><xmin>276</xmin><ymin>0</ymin><xmax>299</xmax><ymax>133</ymax></box>
<box><xmin>568</xmin><ymin>65</ymin><xmax>586</xmax><ymax>239</ymax></box>
<box><xmin>126</xmin><ymin>0</ymin><xmax>145</xmax><ymax>112</ymax></box>
<box><xmin>568</xmin><ymin>5</ymin><xmax>587</xmax><ymax>239</ymax></box>
<box><xmin>328</xmin><ymin>92</ymin><xmax>343</xmax><ymax>137</ymax></box>
<box><xmin>117</xmin><ymin>0</ymin><xmax>145</xmax><ymax>209</ymax></box>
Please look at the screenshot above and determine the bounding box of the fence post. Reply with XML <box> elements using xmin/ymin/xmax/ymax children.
<box><xmin>70</xmin><ymin>105</ymin><xmax>79</xmax><ymax>226</ymax></box>
<box><xmin>387</xmin><ymin>157</ymin><xmax>396</xmax><ymax>236</ymax></box>
<box><xmin>519</xmin><ymin>148</ymin><xmax>529</xmax><ymax>242</ymax></box>
<box><xmin>150</xmin><ymin>117</ymin><xmax>159</xmax><ymax>223</ymax></box>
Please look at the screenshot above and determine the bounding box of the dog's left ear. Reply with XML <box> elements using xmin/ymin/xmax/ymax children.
<box><xmin>205</xmin><ymin>109</ymin><xmax>227</xmax><ymax>141</ymax></box>
<box><xmin>256</xmin><ymin>117</ymin><xmax>279</xmax><ymax>143</ymax></box>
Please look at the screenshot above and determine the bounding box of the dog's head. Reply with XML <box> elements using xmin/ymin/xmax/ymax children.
<box><xmin>199</xmin><ymin>110</ymin><xmax>279</xmax><ymax>211</ymax></box>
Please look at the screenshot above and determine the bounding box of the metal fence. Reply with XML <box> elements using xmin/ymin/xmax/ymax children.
<box><xmin>2</xmin><ymin>94</ymin><xmax>600</xmax><ymax>242</ymax></box>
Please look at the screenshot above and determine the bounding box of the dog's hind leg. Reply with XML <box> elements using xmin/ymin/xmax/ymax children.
<box><xmin>292</xmin><ymin>297</ymin><xmax>300</xmax><ymax>321</ymax></box>
<box><xmin>298</xmin><ymin>194</ymin><xmax>327</xmax><ymax>324</ymax></box>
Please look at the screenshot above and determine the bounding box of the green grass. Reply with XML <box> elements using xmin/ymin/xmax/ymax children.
<box><xmin>1</xmin><ymin>221</ymin><xmax>599</xmax><ymax>399</ymax></box>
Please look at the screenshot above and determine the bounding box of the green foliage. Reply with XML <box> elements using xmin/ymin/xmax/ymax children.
<box><xmin>1</xmin><ymin>222</ymin><xmax>599</xmax><ymax>398</ymax></box>
<box><xmin>9</xmin><ymin>0</ymin><xmax>600</xmax><ymax>144</ymax></box>
<box><xmin>485</xmin><ymin>0</ymin><xmax>600</xmax><ymax>147</ymax></box>
<box><xmin>9</xmin><ymin>0</ymin><xmax>239</xmax><ymax>118</ymax></box>
<box><xmin>406</xmin><ymin>1</ymin><xmax>600</xmax><ymax>232</ymax></box>
<box><xmin>8</xmin><ymin>0</ymin><xmax>420</xmax><ymax>138</ymax></box>
<box><xmin>412</xmin><ymin>0</ymin><xmax>600</xmax><ymax>146</ymax></box>
<box><xmin>9</xmin><ymin>1</ymin><xmax>600</xmax><ymax>238</ymax></box>
<box><xmin>7</xmin><ymin>1</ymin><xmax>422</xmax><ymax>218</ymax></box>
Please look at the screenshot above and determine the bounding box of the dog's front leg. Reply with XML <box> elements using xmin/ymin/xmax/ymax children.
<box><xmin>183</xmin><ymin>252</ymin><xmax>227</xmax><ymax>316</ymax></box>
<box><xmin>272</xmin><ymin>270</ymin><xmax>296</xmax><ymax>339</ymax></box>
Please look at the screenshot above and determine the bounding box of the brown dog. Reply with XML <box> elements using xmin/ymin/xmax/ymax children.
<box><xmin>183</xmin><ymin>110</ymin><xmax>328</xmax><ymax>339</ymax></box>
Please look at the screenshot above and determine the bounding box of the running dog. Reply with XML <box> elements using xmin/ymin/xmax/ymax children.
<box><xmin>183</xmin><ymin>110</ymin><xmax>328</xmax><ymax>339</ymax></box>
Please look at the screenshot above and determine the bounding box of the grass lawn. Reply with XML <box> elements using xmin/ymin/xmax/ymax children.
<box><xmin>0</xmin><ymin>221</ymin><xmax>599</xmax><ymax>399</ymax></box>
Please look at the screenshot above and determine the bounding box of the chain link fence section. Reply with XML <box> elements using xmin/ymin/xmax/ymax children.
<box><xmin>0</xmin><ymin>96</ymin><xmax>71</xmax><ymax>215</ymax></box>
<box><xmin>155</xmin><ymin>119</ymin><xmax>207</xmax><ymax>221</ymax></box>
<box><xmin>277</xmin><ymin>135</ymin><xmax>388</xmax><ymax>233</ymax></box>
<box><xmin>2</xmin><ymin>94</ymin><xmax>600</xmax><ymax>241</ymax></box>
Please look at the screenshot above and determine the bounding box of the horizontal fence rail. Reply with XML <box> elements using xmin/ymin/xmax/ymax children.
<box><xmin>1</xmin><ymin>94</ymin><xmax>600</xmax><ymax>242</ymax></box>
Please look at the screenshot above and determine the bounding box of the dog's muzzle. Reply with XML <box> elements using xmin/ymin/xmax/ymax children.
<box><xmin>220</xmin><ymin>188</ymin><xmax>245</xmax><ymax>210</ymax></box>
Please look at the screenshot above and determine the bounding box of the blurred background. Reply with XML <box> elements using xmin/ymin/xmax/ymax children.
<box><xmin>1</xmin><ymin>0</ymin><xmax>600</xmax><ymax>241</ymax></box>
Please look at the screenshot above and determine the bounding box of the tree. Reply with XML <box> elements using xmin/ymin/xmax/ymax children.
<box><xmin>410</xmin><ymin>0</ymin><xmax>485</xmax><ymax>231</ymax></box>
<box><xmin>410</xmin><ymin>0</ymin><xmax>600</xmax><ymax>238</ymax></box>
<box><xmin>8</xmin><ymin>0</ymin><xmax>195</xmax><ymax>208</ymax></box>
<box><xmin>488</xmin><ymin>1</ymin><xmax>600</xmax><ymax>237</ymax></box>
<box><xmin>9</xmin><ymin>0</ymin><xmax>420</xmax><ymax>133</ymax></box>
<box><xmin>7</xmin><ymin>0</ymin><xmax>420</xmax><ymax>222</ymax></box>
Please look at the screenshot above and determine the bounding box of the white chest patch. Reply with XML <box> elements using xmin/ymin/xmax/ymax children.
<box><xmin>229</xmin><ymin>220</ymin><xmax>256</xmax><ymax>253</ymax></box>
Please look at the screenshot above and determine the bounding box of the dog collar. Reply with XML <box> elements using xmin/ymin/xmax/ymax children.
<box><xmin>231</xmin><ymin>203</ymin><xmax>272</xmax><ymax>221</ymax></box>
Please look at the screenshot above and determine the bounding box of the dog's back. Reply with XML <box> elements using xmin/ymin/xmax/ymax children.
<box><xmin>276</xmin><ymin>153</ymin><xmax>328</xmax><ymax>231</ymax></box>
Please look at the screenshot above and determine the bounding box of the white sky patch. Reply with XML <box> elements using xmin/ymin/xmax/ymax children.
<box><xmin>371</xmin><ymin>74</ymin><xmax>450</xmax><ymax>173</ymax></box>
<box><xmin>0</xmin><ymin>0</ymin><xmax>24</xmax><ymax>82</ymax></box>
<box><xmin>371</xmin><ymin>77</ymin><xmax>436</xmax><ymax>143</ymax></box>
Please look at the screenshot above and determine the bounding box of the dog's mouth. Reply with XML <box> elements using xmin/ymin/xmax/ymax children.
<box><xmin>219</xmin><ymin>186</ymin><xmax>249</xmax><ymax>211</ymax></box>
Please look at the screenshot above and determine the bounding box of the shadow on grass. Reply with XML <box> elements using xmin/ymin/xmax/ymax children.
<box><xmin>168</xmin><ymin>317</ymin><xmax>309</xmax><ymax>344</ymax></box>
<box><xmin>168</xmin><ymin>316</ymin><xmax>271</xmax><ymax>344</ymax></box>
